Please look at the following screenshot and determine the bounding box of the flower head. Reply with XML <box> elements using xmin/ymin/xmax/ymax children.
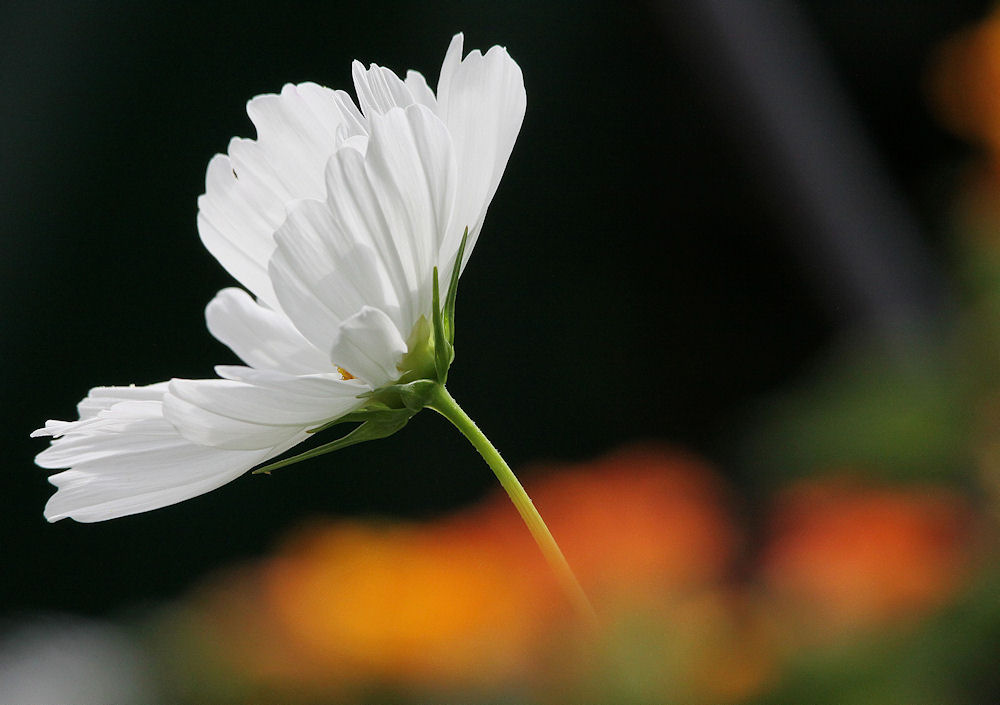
<box><xmin>33</xmin><ymin>34</ymin><xmax>526</xmax><ymax>522</ymax></box>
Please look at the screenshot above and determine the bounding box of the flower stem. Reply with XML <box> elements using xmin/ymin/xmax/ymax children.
<box><xmin>427</xmin><ymin>384</ymin><xmax>597</xmax><ymax>625</ymax></box>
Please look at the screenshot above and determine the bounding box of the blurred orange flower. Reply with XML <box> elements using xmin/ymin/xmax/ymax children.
<box><xmin>760</xmin><ymin>476</ymin><xmax>977</xmax><ymax>637</ymax></box>
<box><xmin>261</xmin><ymin>519</ymin><xmax>540</xmax><ymax>693</ymax></box>
<box><xmin>514</xmin><ymin>444</ymin><xmax>739</xmax><ymax>600</ymax></box>
<box><xmin>927</xmin><ymin>7</ymin><xmax>1000</xmax><ymax>232</ymax></box>
<box><xmin>255</xmin><ymin>444</ymin><xmax>738</xmax><ymax>691</ymax></box>
<box><xmin>159</xmin><ymin>443</ymin><xmax>733</xmax><ymax>699</ymax></box>
<box><xmin>163</xmin><ymin>446</ymin><xmax>984</xmax><ymax>703</ymax></box>
<box><xmin>929</xmin><ymin>8</ymin><xmax>1000</xmax><ymax>152</ymax></box>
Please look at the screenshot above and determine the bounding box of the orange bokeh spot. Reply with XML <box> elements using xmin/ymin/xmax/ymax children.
<box><xmin>171</xmin><ymin>445</ymin><xmax>985</xmax><ymax>702</ymax></box>
<box><xmin>760</xmin><ymin>476</ymin><xmax>976</xmax><ymax>634</ymax></box>
<box><xmin>254</xmin><ymin>444</ymin><xmax>739</xmax><ymax>692</ymax></box>
<box><xmin>929</xmin><ymin>9</ymin><xmax>1000</xmax><ymax>152</ymax></box>
<box><xmin>523</xmin><ymin>444</ymin><xmax>738</xmax><ymax>599</ymax></box>
<box><xmin>262</xmin><ymin>520</ymin><xmax>539</xmax><ymax>690</ymax></box>
<box><xmin>178</xmin><ymin>443</ymin><xmax>751</xmax><ymax>699</ymax></box>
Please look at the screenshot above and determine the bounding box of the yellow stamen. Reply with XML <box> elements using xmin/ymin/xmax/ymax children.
<box><xmin>337</xmin><ymin>366</ymin><xmax>356</xmax><ymax>380</ymax></box>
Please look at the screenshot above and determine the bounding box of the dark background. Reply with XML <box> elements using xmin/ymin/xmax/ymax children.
<box><xmin>1</xmin><ymin>0</ymin><xmax>988</xmax><ymax>618</ymax></box>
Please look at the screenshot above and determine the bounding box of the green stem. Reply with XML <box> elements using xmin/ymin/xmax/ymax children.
<box><xmin>427</xmin><ymin>384</ymin><xmax>597</xmax><ymax>625</ymax></box>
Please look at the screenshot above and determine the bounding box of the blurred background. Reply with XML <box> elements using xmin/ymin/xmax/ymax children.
<box><xmin>3</xmin><ymin>0</ymin><xmax>999</xmax><ymax>702</ymax></box>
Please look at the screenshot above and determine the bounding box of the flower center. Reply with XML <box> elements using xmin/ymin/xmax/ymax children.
<box><xmin>337</xmin><ymin>366</ymin><xmax>356</xmax><ymax>380</ymax></box>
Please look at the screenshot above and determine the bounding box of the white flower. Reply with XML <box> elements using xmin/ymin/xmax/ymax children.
<box><xmin>33</xmin><ymin>34</ymin><xmax>526</xmax><ymax>522</ymax></box>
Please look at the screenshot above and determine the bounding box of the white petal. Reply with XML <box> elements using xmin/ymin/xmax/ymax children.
<box><xmin>269</xmin><ymin>104</ymin><xmax>457</xmax><ymax>356</ymax></box>
<box><xmin>437</xmin><ymin>33</ymin><xmax>466</xmax><ymax>106</ymax></box>
<box><xmin>268</xmin><ymin>199</ymin><xmax>401</xmax><ymax>354</ymax></box>
<box><xmin>76</xmin><ymin>383</ymin><xmax>170</xmax><ymax>420</ymax></box>
<box><xmin>340</xmin><ymin>103</ymin><xmax>457</xmax><ymax>322</ymax></box>
<box><xmin>163</xmin><ymin>373</ymin><xmax>363</xmax><ymax>450</ymax></box>
<box><xmin>213</xmin><ymin>364</ymin><xmax>363</xmax><ymax>387</ymax></box>
<box><xmin>352</xmin><ymin>61</ymin><xmax>416</xmax><ymax>117</ymax></box>
<box><xmin>245</xmin><ymin>83</ymin><xmax>364</xmax><ymax>169</ymax></box>
<box><xmin>364</xmin><ymin>105</ymin><xmax>457</xmax><ymax>270</ymax></box>
<box><xmin>433</xmin><ymin>34</ymin><xmax>526</xmax><ymax>272</ymax></box>
<box><xmin>161</xmin><ymin>394</ymin><xmax>304</xmax><ymax>450</ymax></box>
<box><xmin>34</xmin><ymin>387</ymin><xmax>297</xmax><ymax>522</ymax></box>
<box><xmin>329</xmin><ymin>306</ymin><xmax>409</xmax><ymax>387</ymax></box>
<box><xmin>197</xmin><ymin>153</ymin><xmax>283</xmax><ymax>309</ymax></box>
<box><xmin>318</xmin><ymin>145</ymin><xmax>420</xmax><ymax>323</ymax></box>
<box><xmin>167</xmin><ymin>375</ymin><xmax>360</xmax><ymax>425</ymax></box>
<box><xmin>197</xmin><ymin>83</ymin><xmax>363</xmax><ymax>308</ymax></box>
<box><xmin>31</xmin><ymin>384</ymin><xmax>172</xmax><ymax>438</ymax></box>
<box><xmin>205</xmin><ymin>287</ymin><xmax>330</xmax><ymax>375</ymax></box>
<box><xmin>405</xmin><ymin>70</ymin><xmax>438</xmax><ymax>109</ymax></box>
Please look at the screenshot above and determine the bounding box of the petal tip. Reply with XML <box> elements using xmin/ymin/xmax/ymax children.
<box><xmin>43</xmin><ymin>509</ymin><xmax>66</xmax><ymax>523</ymax></box>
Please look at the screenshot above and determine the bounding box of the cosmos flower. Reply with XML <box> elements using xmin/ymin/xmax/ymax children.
<box><xmin>33</xmin><ymin>34</ymin><xmax>526</xmax><ymax>522</ymax></box>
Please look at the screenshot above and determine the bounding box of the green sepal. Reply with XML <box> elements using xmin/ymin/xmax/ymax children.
<box><xmin>306</xmin><ymin>402</ymin><xmax>396</xmax><ymax>434</ymax></box>
<box><xmin>431</xmin><ymin>266</ymin><xmax>452</xmax><ymax>382</ymax></box>
<box><xmin>443</xmin><ymin>227</ymin><xmax>468</xmax><ymax>345</ymax></box>
<box><xmin>379</xmin><ymin>379</ymin><xmax>440</xmax><ymax>413</ymax></box>
<box><xmin>428</xmin><ymin>229</ymin><xmax>467</xmax><ymax>382</ymax></box>
<box><xmin>253</xmin><ymin>406</ymin><xmax>414</xmax><ymax>475</ymax></box>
